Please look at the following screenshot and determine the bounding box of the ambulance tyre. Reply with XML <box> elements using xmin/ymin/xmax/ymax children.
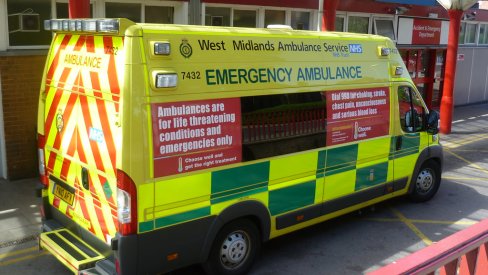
<box><xmin>203</xmin><ymin>219</ymin><xmax>261</xmax><ymax>275</ymax></box>
<box><xmin>409</xmin><ymin>160</ymin><xmax>441</xmax><ymax>202</ymax></box>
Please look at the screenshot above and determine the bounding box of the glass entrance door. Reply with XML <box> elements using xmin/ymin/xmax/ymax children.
<box><xmin>431</xmin><ymin>50</ymin><xmax>446</xmax><ymax>109</ymax></box>
<box><xmin>400</xmin><ymin>49</ymin><xmax>445</xmax><ymax>110</ymax></box>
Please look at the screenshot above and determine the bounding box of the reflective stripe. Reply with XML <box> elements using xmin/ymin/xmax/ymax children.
<box><xmin>146</xmin><ymin>130</ymin><xmax>428</xmax><ymax>233</ymax></box>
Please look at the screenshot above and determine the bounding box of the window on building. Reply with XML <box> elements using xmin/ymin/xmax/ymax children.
<box><xmin>291</xmin><ymin>11</ymin><xmax>310</xmax><ymax>30</ymax></box>
<box><xmin>464</xmin><ymin>22</ymin><xmax>477</xmax><ymax>44</ymax></box>
<box><xmin>241</xmin><ymin>92</ymin><xmax>327</xmax><ymax>161</ymax></box>
<box><xmin>335</xmin><ymin>16</ymin><xmax>345</xmax><ymax>32</ymax></box>
<box><xmin>205</xmin><ymin>7</ymin><xmax>231</xmax><ymax>26</ymax></box>
<box><xmin>459</xmin><ymin>22</ymin><xmax>466</xmax><ymax>44</ymax></box>
<box><xmin>233</xmin><ymin>10</ymin><xmax>257</xmax><ymax>27</ymax></box>
<box><xmin>374</xmin><ymin>18</ymin><xmax>395</xmax><ymax>40</ymax></box>
<box><xmin>265</xmin><ymin>10</ymin><xmax>286</xmax><ymax>27</ymax></box>
<box><xmin>478</xmin><ymin>24</ymin><xmax>488</xmax><ymax>45</ymax></box>
<box><xmin>105</xmin><ymin>3</ymin><xmax>141</xmax><ymax>23</ymax></box>
<box><xmin>56</xmin><ymin>3</ymin><xmax>69</xmax><ymax>18</ymax></box>
<box><xmin>7</xmin><ymin>0</ymin><xmax>51</xmax><ymax>47</ymax></box>
<box><xmin>145</xmin><ymin>6</ymin><xmax>174</xmax><ymax>24</ymax></box>
<box><xmin>348</xmin><ymin>15</ymin><xmax>370</xmax><ymax>34</ymax></box>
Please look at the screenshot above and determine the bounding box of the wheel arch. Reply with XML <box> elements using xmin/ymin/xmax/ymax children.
<box><xmin>408</xmin><ymin>144</ymin><xmax>443</xmax><ymax>195</ymax></box>
<box><xmin>198</xmin><ymin>200</ymin><xmax>271</xmax><ymax>262</ymax></box>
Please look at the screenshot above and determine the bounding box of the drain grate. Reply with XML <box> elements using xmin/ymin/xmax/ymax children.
<box><xmin>0</xmin><ymin>234</ymin><xmax>39</xmax><ymax>249</ymax></box>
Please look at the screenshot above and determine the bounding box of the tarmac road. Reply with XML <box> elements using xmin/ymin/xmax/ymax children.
<box><xmin>0</xmin><ymin>103</ymin><xmax>487</xmax><ymax>275</ymax></box>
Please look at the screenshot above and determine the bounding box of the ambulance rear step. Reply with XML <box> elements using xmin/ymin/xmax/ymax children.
<box><xmin>39</xmin><ymin>228</ymin><xmax>105</xmax><ymax>274</ymax></box>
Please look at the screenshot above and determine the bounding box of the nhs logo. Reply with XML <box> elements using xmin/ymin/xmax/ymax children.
<box><xmin>349</xmin><ymin>44</ymin><xmax>363</xmax><ymax>53</ymax></box>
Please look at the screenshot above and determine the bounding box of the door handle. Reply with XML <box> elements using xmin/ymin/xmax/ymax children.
<box><xmin>396</xmin><ymin>136</ymin><xmax>403</xmax><ymax>151</ymax></box>
<box><xmin>82</xmin><ymin>167</ymin><xmax>89</xmax><ymax>190</ymax></box>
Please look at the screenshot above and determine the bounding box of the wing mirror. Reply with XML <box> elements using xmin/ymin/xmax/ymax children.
<box><xmin>426</xmin><ymin>110</ymin><xmax>440</xmax><ymax>135</ymax></box>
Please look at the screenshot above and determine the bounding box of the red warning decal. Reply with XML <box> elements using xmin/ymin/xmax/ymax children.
<box><xmin>152</xmin><ymin>98</ymin><xmax>242</xmax><ymax>177</ymax></box>
<box><xmin>326</xmin><ymin>87</ymin><xmax>390</xmax><ymax>146</ymax></box>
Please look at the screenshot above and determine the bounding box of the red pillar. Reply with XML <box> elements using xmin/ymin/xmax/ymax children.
<box><xmin>440</xmin><ymin>9</ymin><xmax>463</xmax><ymax>134</ymax></box>
<box><xmin>69</xmin><ymin>0</ymin><xmax>90</xmax><ymax>18</ymax></box>
<box><xmin>322</xmin><ymin>0</ymin><xmax>339</xmax><ymax>31</ymax></box>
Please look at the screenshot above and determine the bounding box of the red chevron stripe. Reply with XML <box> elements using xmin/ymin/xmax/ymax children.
<box><xmin>79</xmin><ymin>95</ymin><xmax>105</xmax><ymax>171</ymax></box>
<box><xmin>59</xmin><ymin>130</ymin><xmax>77</xmax><ymax>180</ymax></box>
<box><xmin>104</xmin><ymin>37</ymin><xmax>121</xmax><ymax>115</ymax></box>
<box><xmin>93</xmin><ymin>202</ymin><xmax>108</xmax><ymax>237</ymax></box>
<box><xmin>103</xmin><ymin>37</ymin><xmax>121</xmax><ymax>98</ymax></box>
<box><xmin>46</xmin><ymin>34</ymin><xmax>72</xmax><ymax>86</ymax></box>
<box><xmin>78</xmin><ymin>86</ymin><xmax>112</xmax><ymax>235</ymax></box>
<box><xmin>89</xmin><ymin>71</ymin><xmax>117</xmax><ymax>169</ymax></box>
<box><xmin>89</xmin><ymin>182</ymin><xmax>110</xmax><ymax>237</ymax></box>
<box><xmin>89</xmin><ymin>71</ymin><xmax>103</xmax><ymax>98</ymax></box>
<box><xmin>46</xmin><ymin>35</ymin><xmax>88</xmax><ymax>166</ymax></box>
<box><xmin>103</xmin><ymin>36</ymin><xmax>123</xmax><ymax>230</ymax></box>
<box><xmin>91</xmin><ymin>190</ymin><xmax>102</xmax><ymax>208</ymax></box>
<box><xmin>76</xmin><ymin>131</ymin><xmax>96</xmax><ymax>235</ymax></box>
<box><xmin>75</xmin><ymin>186</ymin><xmax>96</xmax><ymax>235</ymax></box>
<box><xmin>47</xmin><ymin>89</ymin><xmax>79</xmax><ymax>171</ymax></box>
<box><xmin>66</xmin><ymin>205</ymin><xmax>73</xmax><ymax>219</ymax></box>
<box><xmin>45</xmin><ymin>68</ymin><xmax>72</xmax><ymax>140</ymax></box>
<box><xmin>85</xmin><ymin>35</ymin><xmax>95</xmax><ymax>52</ymax></box>
<box><xmin>97</xmin><ymin>97</ymin><xmax>117</xmax><ymax>168</ymax></box>
<box><xmin>82</xmin><ymin>37</ymin><xmax>115</xmax><ymax>237</ymax></box>
<box><xmin>74</xmin><ymin>35</ymin><xmax>86</xmax><ymax>51</ymax></box>
<box><xmin>77</xmin><ymin>140</ymin><xmax>109</xmax><ymax>238</ymax></box>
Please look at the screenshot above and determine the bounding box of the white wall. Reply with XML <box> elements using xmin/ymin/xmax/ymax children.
<box><xmin>454</xmin><ymin>47</ymin><xmax>488</xmax><ymax>105</ymax></box>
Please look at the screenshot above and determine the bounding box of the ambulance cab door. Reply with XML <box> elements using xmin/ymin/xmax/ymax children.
<box><xmin>392</xmin><ymin>84</ymin><xmax>429</xmax><ymax>190</ymax></box>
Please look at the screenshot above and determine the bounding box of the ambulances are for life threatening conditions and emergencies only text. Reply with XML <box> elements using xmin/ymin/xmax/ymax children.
<box><xmin>37</xmin><ymin>18</ymin><xmax>442</xmax><ymax>275</ymax></box>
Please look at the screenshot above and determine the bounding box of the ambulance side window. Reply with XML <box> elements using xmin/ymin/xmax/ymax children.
<box><xmin>398</xmin><ymin>86</ymin><xmax>426</xmax><ymax>133</ymax></box>
<box><xmin>241</xmin><ymin>92</ymin><xmax>327</xmax><ymax>161</ymax></box>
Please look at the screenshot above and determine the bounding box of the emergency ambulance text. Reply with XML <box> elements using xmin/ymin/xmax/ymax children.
<box><xmin>205</xmin><ymin>66</ymin><xmax>362</xmax><ymax>85</ymax></box>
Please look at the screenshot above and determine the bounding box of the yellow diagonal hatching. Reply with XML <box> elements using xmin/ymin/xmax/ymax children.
<box><xmin>445</xmin><ymin>149</ymin><xmax>488</xmax><ymax>176</ymax></box>
<box><xmin>442</xmin><ymin>133</ymin><xmax>487</xmax><ymax>149</ymax></box>
<box><xmin>390</xmin><ymin>208</ymin><xmax>432</xmax><ymax>245</ymax></box>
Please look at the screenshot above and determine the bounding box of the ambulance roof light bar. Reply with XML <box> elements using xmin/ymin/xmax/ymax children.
<box><xmin>44</xmin><ymin>19</ymin><xmax>120</xmax><ymax>33</ymax></box>
<box><xmin>97</xmin><ymin>19</ymin><xmax>120</xmax><ymax>33</ymax></box>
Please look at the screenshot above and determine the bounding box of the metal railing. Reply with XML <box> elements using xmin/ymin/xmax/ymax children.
<box><xmin>368</xmin><ymin>218</ymin><xmax>488</xmax><ymax>275</ymax></box>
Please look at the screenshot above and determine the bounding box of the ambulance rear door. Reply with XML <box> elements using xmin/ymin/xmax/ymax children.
<box><xmin>43</xmin><ymin>32</ymin><xmax>125</xmax><ymax>245</ymax></box>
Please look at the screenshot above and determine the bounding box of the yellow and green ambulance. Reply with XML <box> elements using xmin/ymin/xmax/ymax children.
<box><xmin>37</xmin><ymin>18</ymin><xmax>442</xmax><ymax>275</ymax></box>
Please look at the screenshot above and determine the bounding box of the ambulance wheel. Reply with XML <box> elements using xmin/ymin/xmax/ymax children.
<box><xmin>203</xmin><ymin>219</ymin><xmax>261</xmax><ymax>275</ymax></box>
<box><xmin>409</xmin><ymin>160</ymin><xmax>441</xmax><ymax>202</ymax></box>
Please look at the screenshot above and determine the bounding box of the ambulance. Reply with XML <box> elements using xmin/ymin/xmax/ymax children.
<box><xmin>37</xmin><ymin>18</ymin><xmax>442</xmax><ymax>275</ymax></box>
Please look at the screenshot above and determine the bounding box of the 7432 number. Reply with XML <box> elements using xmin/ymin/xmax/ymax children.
<box><xmin>181</xmin><ymin>71</ymin><xmax>201</xmax><ymax>80</ymax></box>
